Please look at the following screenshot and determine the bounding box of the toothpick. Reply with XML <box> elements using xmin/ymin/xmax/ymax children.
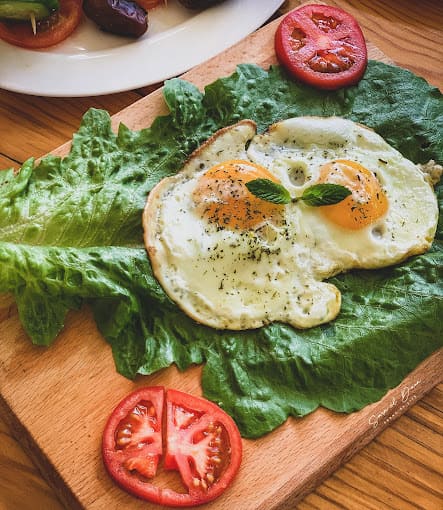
<box><xmin>30</xmin><ymin>13</ymin><xmax>36</xmax><ymax>35</ymax></box>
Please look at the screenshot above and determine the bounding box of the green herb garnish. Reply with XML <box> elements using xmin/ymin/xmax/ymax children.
<box><xmin>301</xmin><ymin>183</ymin><xmax>352</xmax><ymax>206</ymax></box>
<box><xmin>246</xmin><ymin>178</ymin><xmax>352</xmax><ymax>207</ymax></box>
<box><xmin>245</xmin><ymin>178</ymin><xmax>291</xmax><ymax>204</ymax></box>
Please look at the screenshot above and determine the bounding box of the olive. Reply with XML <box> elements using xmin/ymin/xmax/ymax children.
<box><xmin>177</xmin><ymin>0</ymin><xmax>225</xmax><ymax>9</ymax></box>
<box><xmin>83</xmin><ymin>0</ymin><xmax>148</xmax><ymax>38</ymax></box>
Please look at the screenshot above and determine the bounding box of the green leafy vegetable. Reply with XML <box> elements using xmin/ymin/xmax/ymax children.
<box><xmin>0</xmin><ymin>61</ymin><xmax>442</xmax><ymax>438</ymax></box>
<box><xmin>245</xmin><ymin>178</ymin><xmax>291</xmax><ymax>204</ymax></box>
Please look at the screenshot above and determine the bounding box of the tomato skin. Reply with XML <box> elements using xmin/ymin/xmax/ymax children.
<box><xmin>0</xmin><ymin>0</ymin><xmax>82</xmax><ymax>49</ymax></box>
<box><xmin>275</xmin><ymin>4</ymin><xmax>367</xmax><ymax>90</ymax></box>
<box><xmin>164</xmin><ymin>389</ymin><xmax>243</xmax><ymax>506</ymax></box>
<box><xmin>102</xmin><ymin>386</ymin><xmax>242</xmax><ymax>507</ymax></box>
<box><xmin>137</xmin><ymin>0</ymin><xmax>164</xmax><ymax>9</ymax></box>
<box><xmin>102</xmin><ymin>386</ymin><xmax>164</xmax><ymax>502</ymax></box>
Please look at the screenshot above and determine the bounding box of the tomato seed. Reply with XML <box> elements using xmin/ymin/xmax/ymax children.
<box><xmin>130</xmin><ymin>411</ymin><xmax>141</xmax><ymax>421</ymax></box>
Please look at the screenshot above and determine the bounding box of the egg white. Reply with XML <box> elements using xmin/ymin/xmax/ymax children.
<box><xmin>143</xmin><ymin>117</ymin><xmax>439</xmax><ymax>330</ymax></box>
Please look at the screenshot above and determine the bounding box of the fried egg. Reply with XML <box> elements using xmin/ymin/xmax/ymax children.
<box><xmin>143</xmin><ymin>117</ymin><xmax>439</xmax><ymax>330</ymax></box>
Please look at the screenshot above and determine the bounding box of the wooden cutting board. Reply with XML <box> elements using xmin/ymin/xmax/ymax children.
<box><xmin>0</xmin><ymin>10</ymin><xmax>442</xmax><ymax>510</ymax></box>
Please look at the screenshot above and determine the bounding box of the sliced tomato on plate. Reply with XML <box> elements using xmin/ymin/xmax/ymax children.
<box><xmin>137</xmin><ymin>0</ymin><xmax>164</xmax><ymax>9</ymax></box>
<box><xmin>275</xmin><ymin>4</ymin><xmax>368</xmax><ymax>90</ymax></box>
<box><xmin>102</xmin><ymin>387</ymin><xmax>242</xmax><ymax>507</ymax></box>
<box><xmin>0</xmin><ymin>0</ymin><xmax>82</xmax><ymax>49</ymax></box>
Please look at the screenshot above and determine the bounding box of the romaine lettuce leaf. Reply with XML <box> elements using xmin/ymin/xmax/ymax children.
<box><xmin>1</xmin><ymin>61</ymin><xmax>442</xmax><ymax>437</ymax></box>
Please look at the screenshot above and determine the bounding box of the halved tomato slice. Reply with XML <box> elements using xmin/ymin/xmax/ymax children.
<box><xmin>0</xmin><ymin>0</ymin><xmax>82</xmax><ymax>49</ymax></box>
<box><xmin>275</xmin><ymin>4</ymin><xmax>368</xmax><ymax>90</ymax></box>
<box><xmin>102</xmin><ymin>386</ymin><xmax>164</xmax><ymax>503</ymax></box>
<box><xmin>102</xmin><ymin>387</ymin><xmax>242</xmax><ymax>507</ymax></box>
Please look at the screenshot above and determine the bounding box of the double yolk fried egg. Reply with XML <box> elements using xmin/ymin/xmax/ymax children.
<box><xmin>143</xmin><ymin>117</ymin><xmax>439</xmax><ymax>330</ymax></box>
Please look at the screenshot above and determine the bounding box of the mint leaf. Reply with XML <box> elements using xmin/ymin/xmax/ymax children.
<box><xmin>246</xmin><ymin>180</ymin><xmax>351</xmax><ymax>207</ymax></box>
<box><xmin>302</xmin><ymin>183</ymin><xmax>352</xmax><ymax>206</ymax></box>
<box><xmin>245</xmin><ymin>178</ymin><xmax>291</xmax><ymax>204</ymax></box>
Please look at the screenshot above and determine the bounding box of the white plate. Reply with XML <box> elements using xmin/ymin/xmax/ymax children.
<box><xmin>0</xmin><ymin>0</ymin><xmax>284</xmax><ymax>97</ymax></box>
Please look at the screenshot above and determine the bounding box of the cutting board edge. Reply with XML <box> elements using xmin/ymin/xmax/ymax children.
<box><xmin>1</xmin><ymin>347</ymin><xmax>441</xmax><ymax>510</ymax></box>
<box><xmin>0</xmin><ymin>392</ymin><xmax>83</xmax><ymax>510</ymax></box>
<box><xmin>258</xmin><ymin>347</ymin><xmax>443</xmax><ymax>509</ymax></box>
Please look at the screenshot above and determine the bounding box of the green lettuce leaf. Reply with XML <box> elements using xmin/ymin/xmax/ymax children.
<box><xmin>1</xmin><ymin>61</ymin><xmax>442</xmax><ymax>437</ymax></box>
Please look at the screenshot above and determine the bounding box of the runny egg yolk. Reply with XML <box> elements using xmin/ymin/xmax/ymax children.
<box><xmin>318</xmin><ymin>159</ymin><xmax>388</xmax><ymax>230</ymax></box>
<box><xmin>193</xmin><ymin>159</ymin><xmax>284</xmax><ymax>230</ymax></box>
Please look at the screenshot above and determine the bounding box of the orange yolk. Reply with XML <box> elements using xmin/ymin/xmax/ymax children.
<box><xmin>193</xmin><ymin>159</ymin><xmax>284</xmax><ymax>230</ymax></box>
<box><xmin>318</xmin><ymin>159</ymin><xmax>388</xmax><ymax>230</ymax></box>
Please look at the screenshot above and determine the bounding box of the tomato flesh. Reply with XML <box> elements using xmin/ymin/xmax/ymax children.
<box><xmin>137</xmin><ymin>0</ymin><xmax>164</xmax><ymax>9</ymax></box>
<box><xmin>164</xmin><ymin>389</ymin><xmax>239</xmax><ymax>505</ymax></box>
<box><xmin>0</xmin><ymin>0</ymin><xmax>82</xmax><ymax>49</ymax></box>
<box><xmin>102</xmin><ymin>386</ymin><xmax>164</xmax><ymax>501</ymax></box>
<box><xmin>275</xmin><ymin>4</ymin><xmax>368</xmax><ymax>90</ymax></box>
<box><xmin>102</xmin><ymin>387</ymin><xmax>242</xmax><ymax>507</ymax></box>
<box><xmin>114</xmin><ymin>396</ymin><xmax>163</xmax><ymax>478</ymax></box>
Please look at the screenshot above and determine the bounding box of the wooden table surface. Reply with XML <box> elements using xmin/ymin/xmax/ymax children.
<box><xmin>0</xmin><ymin>0</ymin><xmax>442</xmax><ymax>509</ymax></box>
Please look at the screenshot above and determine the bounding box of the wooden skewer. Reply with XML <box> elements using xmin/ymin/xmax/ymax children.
<box><xmin>30</xmin><ymin>12</ymin><xmax>36</xmax><ymax>35</ymax></box>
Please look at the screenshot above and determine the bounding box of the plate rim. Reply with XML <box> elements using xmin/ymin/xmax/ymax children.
<box><xmin>0</xmin><ymin>0</ymin><xmax>284</xmax><ymax>97</ymax></box>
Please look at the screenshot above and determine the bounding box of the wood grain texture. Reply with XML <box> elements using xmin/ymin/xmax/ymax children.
<box><xmin>299</xmin><ymin>385</ymin><xmax>443</xmax><ymax>510</ymax></box>
<box><xmin>324</xmin><ymin>0</ymin><xmax>443</xmax><ymax>90</ymax></box>
<box><xmin>0</xmin><ymin>293</ymin><xmax>441</xmax><ymax>510</ymax></box>
<box><xmin>0</xmin><ymin>1</ymin><xmax>442</xmax><ymax>509</ymax></box>
<box><xmin>0</xmin><ymin>91</ymin><xmax>143</xmax><ymax>169</ymax></box>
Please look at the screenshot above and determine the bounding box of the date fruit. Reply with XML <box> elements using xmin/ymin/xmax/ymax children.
<box><xmin>83</xmin><ymin>0</ymin><xmax>148</xmax><ymax>38</ymax></box>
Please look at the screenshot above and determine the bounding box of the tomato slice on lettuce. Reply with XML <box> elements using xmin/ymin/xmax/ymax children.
<box><xmin>102</xmin><ymin>387</ymin><xmax>242</xmax><ymax>507</ymax></box>
<box><xmin>275</xmin><ymin>4</ymin><xmax>367</xmax><ymax>90</ymax></box>
<box><xmin>0</xmin><ymin>0</ymin><xmax>82</xmax><ymax>49</ymax></box>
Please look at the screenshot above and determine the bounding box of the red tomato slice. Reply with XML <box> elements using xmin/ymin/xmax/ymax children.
<box><xmin>275</xmin><ymin>4</ymin><xmax>368</xmax><ymax>90</ymax></box>
<box><xmin>102</xmin><ymin>386</ymin><xmax>164</xmax><ymax>503</ymax></box>
<box><xmin>0</xmin><ymin>0</ymin><xmax>82</xmax><ymax>49</ymax></box>
<box><xmin>102</xmin><ymin>387</ymin><xmax>242</xmax><ymax>507</ymax></box>
<box><xmin>137</xmin><ymin>0</ymin><xmax>164</xmax><ymax>9</ymax></box>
